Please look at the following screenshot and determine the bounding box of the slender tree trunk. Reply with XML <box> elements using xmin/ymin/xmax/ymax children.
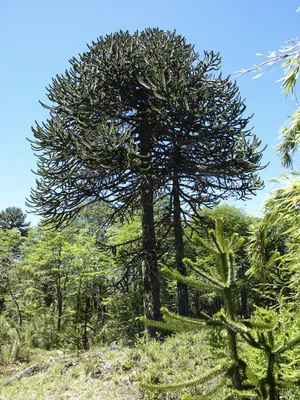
<box><xmin>82</xmin><ymin>297</ymin><xmax>90</xmax><ymax>350</ymax></box>
<box><xmin>75</xmin><ymin>277</ymin><xmax>83</xmax><ymax>325</ymax></box>
<box><xmin>140</xmin><ymin>124</ymin><xmax>161</xmax><ymax>338</ymax></box>
<box><xmin>240</xmin><ymin>284</ymin><xmax>249</xmax><ymax>318</ymax></box>
<box><xmin>173</xmin><ymin>173</ymin><xmax>189</xmax><ymax>316</ymax></box>
<box><xmin>237</xmin><ymin>260</ymin><xmax>248</xmax><ymax>318</ymax></box>
<box><xmin>193</xmin><ymin>291</ymin><xmax>201</xmax><ymax>317</ymax></box>
<box><xmin>7</xmin><ymin>276</ymin><xmax>22</xmax><ymax>326</ymax></box>
<box><xmin>57</xmin><ymin>288</ymin><xmax>63</xmax><ymax>334</ymax></box>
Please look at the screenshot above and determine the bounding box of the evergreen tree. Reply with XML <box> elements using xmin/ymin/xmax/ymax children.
<box><xmin>141</xmin><ymin>219</ymin><xmax>300</xmax><ymax>399</ymax></box>
<box><xmin>0</xmin><ymin>207</ymin><xmax>30</xmax><ymax>236</ymax></box>
<box><xmin>28</xmin><ymin>29</ymin><xmax>264</xmax><ymax>334</ymax></box>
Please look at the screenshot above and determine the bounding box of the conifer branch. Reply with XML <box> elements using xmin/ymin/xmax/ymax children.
<box><xmin>140</xmin><ymin>361</ymin><xmax>231</xmax><ymax>393</ymax></box>
<box><xmin>162</xmin><ymin>266</ymin><xmax>225</xmax><ymax>291</ymax></box>
<box><xmin>181</xmin><ymin>377</ymin><xmax>230</xmax><ymax>399</ymax></box>
<box><xmin>274</xmin><ymin>335</ymin><xmax>300</xmax><ymax>354</ymax></box>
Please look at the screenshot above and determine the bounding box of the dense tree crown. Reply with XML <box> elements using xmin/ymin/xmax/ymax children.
<box><xmin>28</xmin><ymin>28</ymin><xmax>264</xmax><ymax>224</ymax></box>
<box><xmin>27</xmin><ymin>28</ymin><xmax>265</xmax><ymax>334</ymax></box>
<box><xmin>0</xmin><ymin>207</ymin><xmax>30</xmax><ymax>236</ymax></box>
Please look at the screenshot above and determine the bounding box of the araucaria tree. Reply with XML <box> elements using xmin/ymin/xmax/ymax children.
<box><xmin>28</xmin><ymin>29</ymin><xmax>264</xmax><ymax>332</ymax></box>
<box><xmin>0</xmin><ymin>207</ymin><xmax>30</xmax><ymax>236</ymax></box>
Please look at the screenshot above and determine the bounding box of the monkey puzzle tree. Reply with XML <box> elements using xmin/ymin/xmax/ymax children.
<box><xmin>141</xmin><ymin>220</ymin><xmax>300</xmax><ymax>400</ymax></box>
<box><xmin>0</xmin><ymin>207</ymin><xmax>30</xmax><ymax>236</ymax></box>
<box><xmin>28</xmin><ymin>29</ymin><xmax>264</xmax><ymax>333</ymax></box>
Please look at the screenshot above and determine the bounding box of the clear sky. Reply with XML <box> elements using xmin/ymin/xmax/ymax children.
<box><xmin>0</xmin><ymin>0</ymin><xmax>299</xmax><ymax>225</ymax></box>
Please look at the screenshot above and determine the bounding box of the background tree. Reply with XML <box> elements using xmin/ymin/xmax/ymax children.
<box><xmin>0</xmin><ymin>208</ymin><xmax>29</xmax><ymax>317</ymax></box>
<box><xmin>0</xmin><ymin>228</ymin><xmax>23</xmax><ymax>322</ymax></box>
<box><xmin>7</xmin><ymin>223</ymin><xmax>112</xmax><ymax>350</ymax></box>
<box><xmin>0</xmin><ymin>207</ymin><xmax>30</xmax><ymax>236</ymax></box>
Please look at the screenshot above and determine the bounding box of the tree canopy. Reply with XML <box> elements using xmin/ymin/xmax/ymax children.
<box><xmin>0</xmin><ymin>207</ymin><xmax>30</xmax><ymax>236</ymax></box>
<box><xmin>28</xmin><ymin>29</ymin><xmax>264</xmax><ymax>226</ymax></box>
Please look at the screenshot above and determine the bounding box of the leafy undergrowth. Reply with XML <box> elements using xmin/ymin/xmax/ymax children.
<box><xmin>0</xmin><ymin>331</ymin><xmax>215</xmax><ymax>400</ymax></box>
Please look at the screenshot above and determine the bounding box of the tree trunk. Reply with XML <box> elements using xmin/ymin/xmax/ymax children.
<box><xmin>224</xmin><ymin>287</ymin><xmax>243</xmax><ymax>391</ymax></box>
<box><xmin>57</xmin><ymin>289</ymin><xmax>63</xmax><ymax>334</ymax></box>
<box><xmin>240</xmin><ymin>263</ymin><xmax>249</xmax><ymax>318</ymax></box>
<box><xmin>82</xmin><ymin>297</ymin><xmax>90</xmax><ymax>350</ymax></box>
<box><xmin>140</xmin><ymin>124</ymin><xmax>162</xmax><ymax>338</ymax></box>
<box><xmin>240</xmin><ymin>284</ymin><xmax>249</xmax><ymax>318</ymax></box>
<box><xmin>173</xmin><ymin>173</ymin><xmax>189</xmax><ymax>316</ymax></box>
<box><xmin>266</xmin><ymin>345</ymin><xmax>279</xmax><ymax>400</ymax></box>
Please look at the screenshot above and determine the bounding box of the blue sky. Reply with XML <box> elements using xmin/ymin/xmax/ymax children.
<box><xmin>0</xmin><ymin>0</ymin><xmax>299</xmax><ymax>225</ymax></box>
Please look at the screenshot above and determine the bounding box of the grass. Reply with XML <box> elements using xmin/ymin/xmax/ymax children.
<box><xmin>0</xmin><ymin>331</ymin><xmax>215</xmax><ymax>400</ymax></box>
<box><xmin>0</xmin><ymin>347</ymin><xmax>143</xmax><ymax>399</ymax></box>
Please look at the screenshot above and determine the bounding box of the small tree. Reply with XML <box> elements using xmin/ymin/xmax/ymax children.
<box><xmin>141</xmin><ymin>220</ymin><xmax>300</xmax><ymax>399</ymax></box>
<box><xmin>186</xmin><ymin>205</ymin><xmax>257</xmax><ymax>318</ymax></box>
<box><xmin>0</xmin><ymin>229</ymin><xmax>23</xmax><ymax>323</ymax></box>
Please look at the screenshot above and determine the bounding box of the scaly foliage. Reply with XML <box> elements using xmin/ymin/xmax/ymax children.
<box><xmin>141</xmin><ymin>219</ymin><xmax>300</xmax><ymax>399</ymax></box>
